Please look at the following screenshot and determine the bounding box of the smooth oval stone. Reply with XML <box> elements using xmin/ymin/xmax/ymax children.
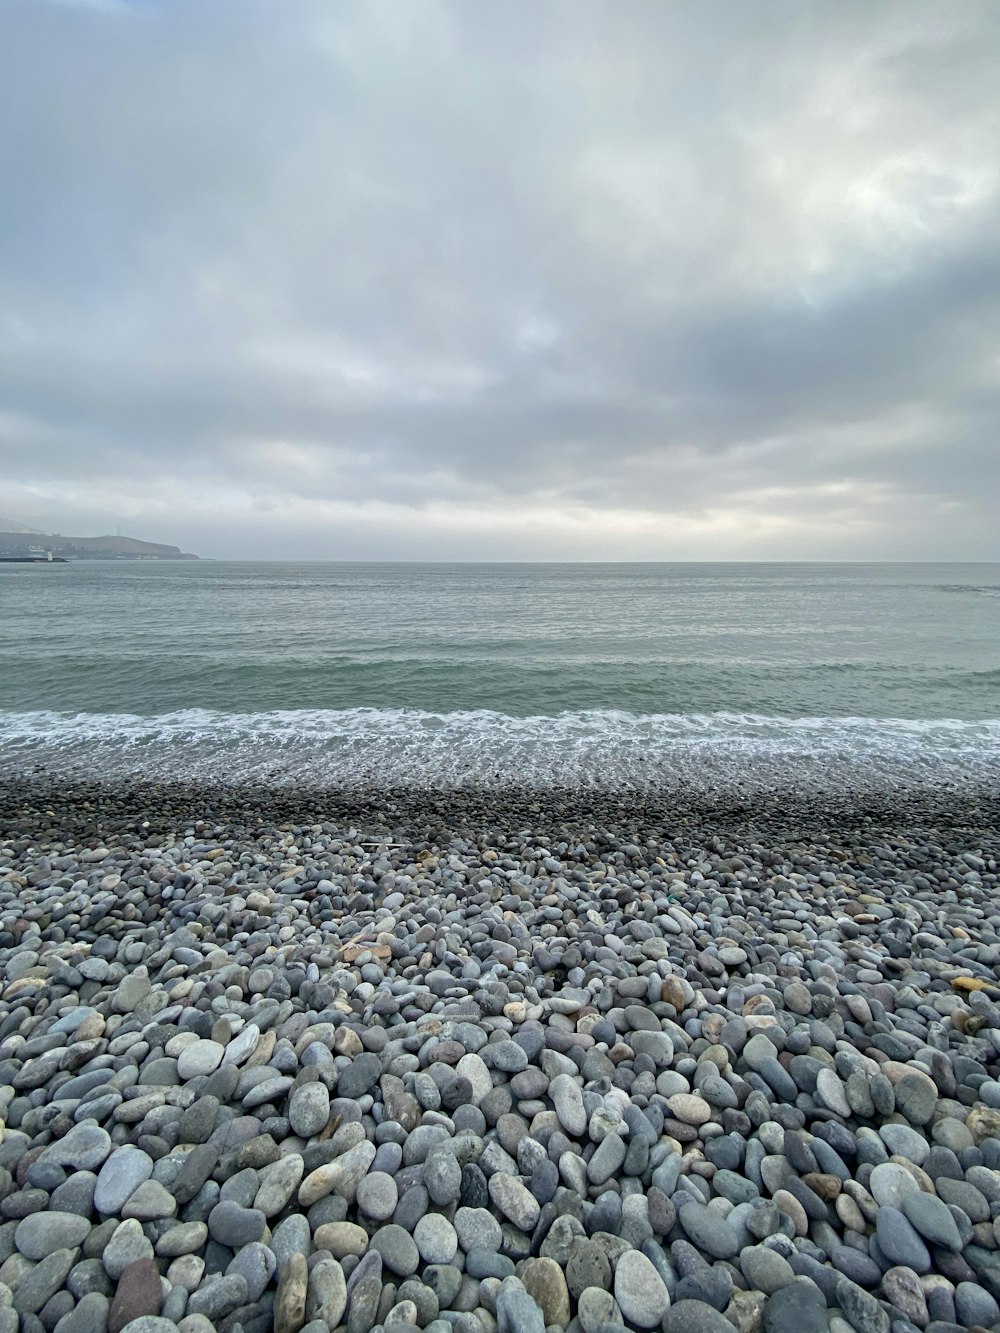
<box><xmin>879</xmin><ymin>1124</ymin><xmax>929</xmax><ymax>1164</ymax></box>
<box><xmin>15</xmin><ymin>1211</ymin><xmax>92</xmax><ymax>1260</ymax></box>
<box><xmin>356</xmin><ymin>1171</ymin><xmax>398</xmax><ymax>1222</ymax></box>
<box><xmin>664</xmin><ymin>1300</ymin><xmax>739</xmax><ymax>1333</ymax></box>
<box><xmin>869</xmin><ymin>1162</ymin><xmax>920</xmax><ymax>1209</ymax></box>
<box><xmin>489</xmin><ymin>1173</ymin><xmax>540</xmax><ymax>1231</ymax></box>
<box><xmin>95</xmin><ymin>1148</ymin><xmax>154</xmax><ymax>1215</ymax></box>
<box><xmin>901</xmin><ymin>1191</ymin><xmax>963</xmax><ymax>1251</ymax></box>
<box><xmin>761</xmin><ymin>1276</ymin><xmax>829</xmax><ymax>1333</ymax></box>
<box><xmin>677</xmin><ymin>1202</ymin><xmax>740</xmax><ymax>1259</ymax></box>
<box><xmin>614</xmin><ymin>1250</ymin><xmax>670</xmax><ymax>1329</ymax></box>
<box><xmin>177</xmin><ymin>1040</ymin><xmax>225</xmax><ymax>1080</ymax></box>
<box><xmin>288</xmin><ymin>1082</ymin><xmax>330</xmax><ymax>1138</ymax></box>
<box><xmin>741</xmin><ymin>1246</ymin><xmax>795</xmax><ymax>1296</ymax></box>
<box><xmin>40</xmin><ymin>1122</ymin><xmax>112</xmax><ymax>1172</ymax></box>
<box><xmin>371</xmin><ymin>1224</ymin><xmax>420</xmax><ymax>1277</ymax></box>
<box><xmin>109</xmin><ymin>1257</ymin><xmax>163</xmax><ymax>1333</ymax></box>
<box><xmin>549</xmin><ymin>1074</ymin><xmax>587</xmax><ymax>1137</ymax></box>
<box><xmin>875</xmin><ymin>1206</ymin><xmax>932</xmax><ymax>1273</ymax></box>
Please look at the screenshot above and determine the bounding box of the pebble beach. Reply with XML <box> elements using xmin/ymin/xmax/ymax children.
<box><xmin>1</xmin><ymin>776</ymin><xmax>1000</xmax><ymax>1333</ymax></box>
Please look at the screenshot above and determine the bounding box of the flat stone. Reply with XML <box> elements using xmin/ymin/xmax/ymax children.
<box><xmin>40</xmin><ymin>1122</ymin><xmax>112</xmax><ymax>1172</ymax></box>
<box><xmin>288</xmin><ymin>1082</ymin><xmax>330</xmax><ymax>1138</ymax></box>
<box><xmin>222</xmin><ymin>1022</ymin><xmax>260</xmax><ymax>1066</ymax></box>
<box><xmin>455</xmin><ymin>1206</ymin><xmax>502</xmax><ymax>1253</ymax></box>
<box><xmin>208</xmin><ymin>1199</ymin><xmax>266</xmax><ymax>1247</ymax></box>
<box><xmin>665</xmin><ymin>1300</ymin><xmax>740</xmax><ymax>1333</ymax></box>
<box><xmin>496</xmin><ymin>1275</ymin><xmax>545</xmax><ymax>1333</ymax></box>
<box><xmin>762</xmin><ymin>1277</ymin><xmax>829</xmax><ymax>1333</ymax></box>
<box><xmin>154</xmin><ymin>1222</ymin><xmax>208</xmax><ymax>1258</ymax></box>
<box><xmin>577</xmin><ymin>1287</ymin><xmax>621</xmax><ymax>1333</ymax></box>
<box><xmin>356</xmin><ymin>1171</ymin><xmax>398</xmax><ymax>1221</ymax></box>
<box><xmin>165</xmin><ymin>1255</ymin><xmax>204</xmax><ymax>1293</ymax></box>
<box><xmin>12</xmin><ymin>1249</ymin><xmax>77</xmax><ymax>1315</ymax></box>
<box><xmin>668</xmin><ymin>1093</ymin><xmax>713</xmax><ymax>1126</ymax></box>
<box><xmin>312</xmin><ymin>1221</ymin><xmax>369</xmax><ymax>1258</ymax></box>
<box><xmin>955</xmin><ymin>1280</ymin><xmax>1000</xmax><ymax>1328</ymax></box>
<box><xmin>587</xmin><ymin>1131</ymin><xmax>627</xmax><ymax>1185</ymax></box>
<box><xmin>54</xmin><ymin>1291</ymin><xmax>112</xmax><ymax>1333</ymax></box>
<box><xmin>936</xmin><ymin>1176</ymin><xmax>990</xmax><ymax>1221</ymax></box>
<box><xmin>121</xmin><ymin>1180</ymin><xmax>177</xmax><ymax>1221</ymax></box>
<box><xmin>879</xmin><ymin>1124</ymin><xmax>929</xmax><ymax>1164</ymax></box>
<box><xmin>468</xmin><ymin>1247</ymin><xmax>514</xmax><ymax>1280</ymax></box>
<box><xmin>243</xmin><ymin>1074</ymin><xmax>292</xmax><ymax>1107</ymax></box>
<box><xmin>176</xmin><ymin>1040</ymin><xmax>225</xmax><ymax>1079</ymax></box>
<box><xmin>95</xmin><ymin>1147</ymin><xmax>154</xmax><ymax>1215</ymax></box>
<box><xmin>414</xmin><ymin>1213</ymin><xmax>458</xmax><ymax>1264</ymax></box>
<box><xmin>521</xmin><ymin>1256</ymin><xmax>571</xmax><ymax>1328</ymax></box>
<box><xmin>743</xmin><ymin>1034</ymin><xmax>778</xmax><ymax>1070</ymax></box>
<box><xmin>741</xmin><ymin>1245</ymin><xmax>795</xmax><ymax>1295</ymax></box>
<box><xmin>875</xmin><ymin>1206</ymin><xmax>932</xmax><ymax>1273</ymax></box>
<box><xmin>676</xmin><ymin>1266</ymin><xmax>733</xmax><ymax>1313</ymax></box>
<box><xmin>176</xmin><ymin>1096</ymin><xmax>219</xmax><ymax>1144</ymax></box>
<box><xmin>835</xmin><ymin>1278</ymin><xmax>890</xmax><ymax>1333</ymax></box>
<box><xmin>894</xmin><ymin>1073</ymin><xmax>937</xmax><ymax>1127</ymax></box>
<box><xmin>254</xmin><ymin>1153</ymin><xmax>305</xmax><ymax>1217</ymax></box>
<box><xmin>549</xmin><ymin>1073</ymin><xmax>587</xmax><ymax>1136</ymax></box>
<box><xmin>869</xmin><ymin>1162</ymin><xmax>920</xmax><ymax>1209</ymax></box>
<box><xmin>614</xmin><ymin>1249</ymin><xmax>670</xmax><ymax>1329</ymax></box>
<box><xmin>343</xmin><ymin>1251</ymin><xmax>382</xmax><ymax>1333</ymax></box>
<box><xmin>226</xmin><ymin>1241</ymin><xmax>277</xmax><ymax>1303</ymax></box>
<box><xmin>816</xmin><ymin>1069</ymin><xmax>851</xmax><ymax>1118</ymax></box>
<box><xmin>109</xmin><ymin>1259</ymin><xmax>162</xmax><ymax>1333</ymax></box>
<box><xmin>186</xmin><ymin>1274</ymin><xmax>249</xmax><ymax>1322</ymax></box>
<box><xmin>879</xmin><ymin>1267</ymin><xmax>928</xmax><ymax>1328</ymax></box>
<box><xmin>171</xmin><ymin>1144</ymin><xmax>220</xmax><ymax>1206</ymax></box>
<box><xmin>489</xmin><ymin>1172</ymin><xmax>540</xmax><ymax>1231</ymax></box>
<box><xmin>102</xmin><ymin>1220</ymin><xmax>155</xmax><ymax>1281</ymax></box>
<box><xmin>783</xmin><ymin>983</ymin><xmax>813</xmax><ymax>1016</ymax></box>
<box><xmin>111</xmin><ymin>974</ymin><xmax>150</xmax><ymax>1013</ymax></box>
<box><xmin>678</xmin><ymin>1201</ymin><xmax>740</xmax><ymax>1259</ymax></box>
<box><xmin>424</xmin><ymin>1145</ymin><xmax>462</xmax><ymax>1206</ymax></box>
<box><xmin>299</xmin><ymin>1140</ymin><xmax>376</xmax><ymax>1207</ymax></box>
<box><xmin>901</xmin><ymin>1191</ymin><xmax>963</xmax><ymax>1251</ymax></box>
<box><xmin>338</xmin><ymin>1051</ymin><xmax>382</xmax><ymax>1099</ymax></box>
<box><xmin>307</xmin><ymin>1256</ymin><xmax>347</xmax><ymax>1328</ymax></box>
<box><xmin>15</xmin><ymin>1211</ymin><xmax>91</xmax><ymax>1260</ymax></box>
<box><xmin>631</xmin><ymin>1030</ymin><xmax>674</xmax><ymax>1064</ymax></box>
<box><xmin>371</xmin><ymin>1224</ymin><xmax>420</xmax><ymax>1277</ymax></box>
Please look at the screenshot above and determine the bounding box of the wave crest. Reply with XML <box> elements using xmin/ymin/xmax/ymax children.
<box><xmin>1</xmin><ymin>707</ymin><xmax>999</xmax><ymax>791</ymax></box>
<box><xmin>935</xmin><ymin>584</ymin><xmax>1000</xmax><ymax>598</ymax></box>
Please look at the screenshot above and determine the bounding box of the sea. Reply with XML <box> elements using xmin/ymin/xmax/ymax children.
<box><xmin>1</xmin><ymin>561</ymin><xmax>998</xmax><ymax>792</ymax></box>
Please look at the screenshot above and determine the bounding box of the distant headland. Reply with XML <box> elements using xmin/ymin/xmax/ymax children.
<box><xmin>0</xmin><ymin>516</ymin><xmax>198</xmax><ymax>560</ymax></box>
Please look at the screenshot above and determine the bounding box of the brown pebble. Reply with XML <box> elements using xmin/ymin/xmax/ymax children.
<box><xmin>109</xmin><ymin>1258</ymin><xmax>163</xmax><ymax>1333</ymax></box>
<box><xmin>803</xmin><ymin>1172</ymin><xmax>841</xmax><ymax>1200</ymax></box>
<box><xmin>15</xmin><ymin>1148</ymin><xmax>45</xmax><ymax>1189</ymax></box>
<box><xmin>274</xmin><ymin>1252</ymin><xmax>308</xmax><ymax>1333</ymax></box>
<box><xmin>726</xmin><ymin>1289</ymin><xmax>768</xmax><ymax>1333</ymax></box>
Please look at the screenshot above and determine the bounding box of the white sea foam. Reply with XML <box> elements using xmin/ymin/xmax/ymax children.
<box><xmin>1</xmin><ymin>707</ymin><xmax>998</xmax><ymax>790</ymax></box>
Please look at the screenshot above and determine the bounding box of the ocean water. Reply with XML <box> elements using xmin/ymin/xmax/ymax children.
<box><xmin>1</xmin><ymin>561</ymin><xmax>998</xmax><ymax>790</ymax></box>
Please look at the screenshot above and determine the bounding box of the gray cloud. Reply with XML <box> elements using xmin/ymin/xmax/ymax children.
<box><xmin>1</xmin><ymin>0</ymin><xmax>998</xmax><ymax>558</ymax></box>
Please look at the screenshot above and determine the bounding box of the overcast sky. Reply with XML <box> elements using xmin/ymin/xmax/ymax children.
<box><xmin>1</xmin><ymin>0</ymin><xmax>998</xmax><ymax>560</ymax></box>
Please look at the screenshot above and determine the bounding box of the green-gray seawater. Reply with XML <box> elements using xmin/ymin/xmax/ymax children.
<box><xmin>2</xmin><ymin>561</ymin><xmax>998</xmax><ymax>788</ymax></box>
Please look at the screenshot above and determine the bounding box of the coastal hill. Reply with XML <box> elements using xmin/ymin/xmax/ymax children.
<box><xmin>0</xmin><ymin>517</ymin><xmax>198</xmax><ymax>560</ymax></box>
<box><xmin>0</xmin><ymin>515</ymin><xmax>46</xmax><ymax>534</ymax></box>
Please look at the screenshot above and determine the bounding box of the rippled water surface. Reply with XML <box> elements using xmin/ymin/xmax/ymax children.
<box><xmin>2</xmin><ymin>561</ymin><xmax>998</xmax><ymax>787</ymax></box>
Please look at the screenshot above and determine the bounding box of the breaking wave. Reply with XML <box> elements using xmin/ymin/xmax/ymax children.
<box><xmin>1</xmin><ymin>707</ymin><xmax>998</xmax><ymax>791</ymax></box>
<box><xmin>935</xmin><ymin>584</ymin><xmax>1000</xmax><ymax>599</ymax></box>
